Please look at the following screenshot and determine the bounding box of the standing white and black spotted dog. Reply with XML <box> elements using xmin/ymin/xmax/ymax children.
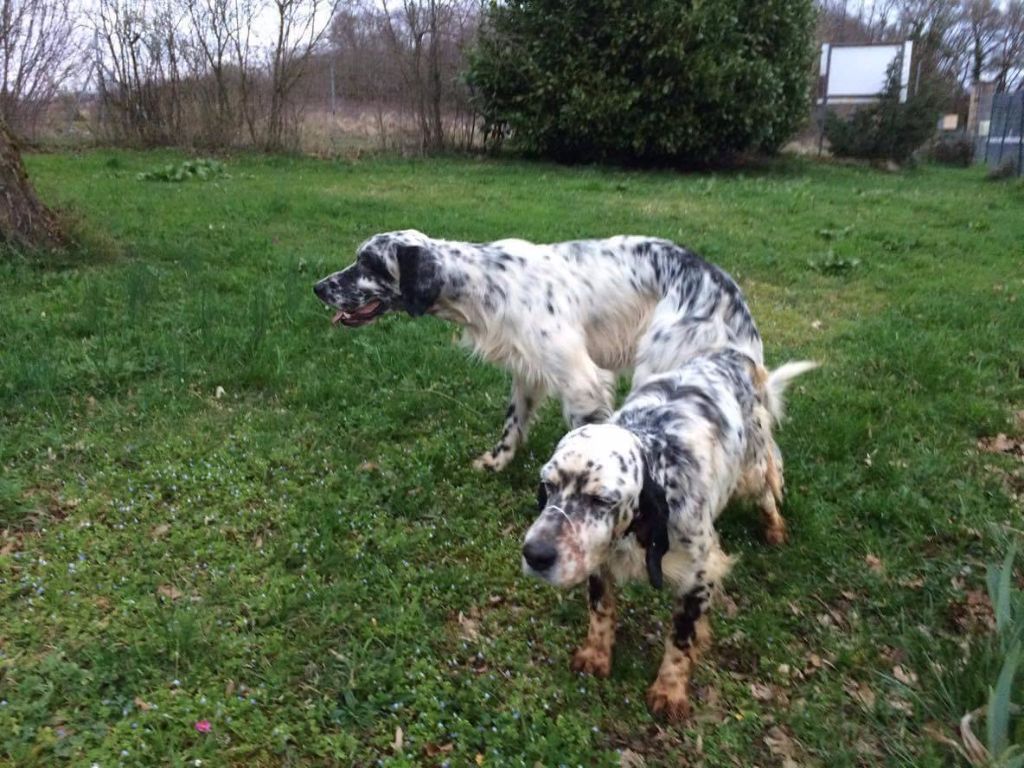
<box><xmin>521</xmin><ymin>349</ymin><xmax>816</xmax><ymax>721</ymax></box>
<box><xmin>314</xmin><ymin>230</ymin><xmax>762</xmax><ymax>471</ymax></box>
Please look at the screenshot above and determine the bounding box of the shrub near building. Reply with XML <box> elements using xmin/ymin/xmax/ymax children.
<box><xmin>468</xmin><ymin>0</ymin><xmax>815</xmax><ymax>165</ymax></box>
<box><xmin>824</xmin><ymin>64</ymin><xmax>943</xmax><ymax>165</ymax></box>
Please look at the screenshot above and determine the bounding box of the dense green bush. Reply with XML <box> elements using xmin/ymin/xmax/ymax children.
<box><xmin>468</xmin><ymin>0</ymin><xmax>814</xmax><ymax>165</ymax></box>
<box><xmin>824</xmin><ymin>64</ymin><xmax>941</xmax><ymax>164</ymax></box>
<box><xmin>929</xmin><ymin>135</ymin><xmax>974</xmax><ymax>167</ymax></box>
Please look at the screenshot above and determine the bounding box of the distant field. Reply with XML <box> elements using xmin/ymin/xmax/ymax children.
<box><xmin>1</xmin><ymin>150</ymin><xmax>1022</xmax><ymax>766</ymax></box>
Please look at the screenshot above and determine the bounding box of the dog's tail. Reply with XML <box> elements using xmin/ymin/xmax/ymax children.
<box><xmin>757</xmin><ymin>361</ymin><xmax>818</xmax><ymax>424</ymax></box>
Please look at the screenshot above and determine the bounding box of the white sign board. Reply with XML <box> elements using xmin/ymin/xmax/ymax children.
<box><xmin>819</xmin><ymin>41</ymin><xmax>913</xmax><ymax>104</ymax></box>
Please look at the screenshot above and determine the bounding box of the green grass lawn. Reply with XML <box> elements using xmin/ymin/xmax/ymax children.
<box><xmin>1</xmin><ymin>150</ymin><xmax>1023</xmax><ymax>767</ymax></box>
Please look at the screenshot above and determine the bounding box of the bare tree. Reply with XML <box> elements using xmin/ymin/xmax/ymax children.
<box><xmin>227</xmin><ymin>0</ymin><xmax>265</xmax><ymax>145</ymax></box>
<box><xmin>93</xmin><ymin>0</ymin><xmax>179</xmax><ymax>144</ymax></box>
<box><xmin>185</xmin><ymin>0</ymin><xmax>237</xmax><ymax>145</ymax></box>
<box><xmin>0</xmin><ymin>0</ymin><xmax>81</xmax><ymax>138</ymax></box>
<box><xmin>816</xmin><ymin>0</ymin><xmax>902</xmax><ymax>43</ymax></box>
<box><xmin>266</xmin><ymin>0</ymin><xmax>339</xmax><ymax>151</ymax></box>
<box><xmin>84</xmin><ymin>0</ymin><xmax>484</xmax><ymax>152</ymax></box>
<box><xmin>959</xmin><ymin>0</ymin><xmax>1001</xmax><ymax>83</ymax></box>
<box><xmin>377</xmin><ymin>0</ymin><xmax>478</xmax><ymax>151</ymax></box>
<box><xmin>991</xmin><ymin>0</ymin><xmax>1024</xmax><ymax>90</ymax></box>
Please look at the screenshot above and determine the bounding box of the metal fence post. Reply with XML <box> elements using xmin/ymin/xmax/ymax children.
<box><xmin>998</xmin><ymin>97</ymin><xmax>1012</xmax><ymax>168</ymax></box>
<box><xmin>984</xmin><ymin>97</ymin><xmax>994</xmax><ymax>164</ymax></box>
<box><xmin>1018</xmin><ymin>92</ymin><xmax>1023</xmax><ymax>177</ymax></box>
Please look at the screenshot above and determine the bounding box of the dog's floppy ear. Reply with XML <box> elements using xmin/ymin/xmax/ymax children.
<box><xmin>628</xmin><ymin>459</ymin><xmax>670</xmax><ymax>590</ymax></box>
<box><xmin>396</xmin><ymin>244</ymin><xmax>441</xmax><ymax>317</ymax></box>
<box><xmin>536</xmin><ymin>482</ymin><xmax>548</xmax><ymax>511</ymax></box>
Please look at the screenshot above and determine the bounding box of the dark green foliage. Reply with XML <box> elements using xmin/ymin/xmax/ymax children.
<box><xmin>138</xmin><ymin>157</ymin><xmax>227</xmax><ymax>182</ymax></box>
<box><xmin>824</xmin><ymin>64</ymin><xmax>941</xmax><ymax>164</ymax></box>
<box><xmin>988</xmin><ymin>158</ymin><xmax>1019</xmax><ymax>180</ymax></box>
<box><xmin>929</xmin><ymin>135</ymin><xmax>974</xmax><ymax>167</ymax></box>
<box><xmin>468</xmin><ymin>0</ymin><xmax>814</xmax><ymax>164</ymax></box>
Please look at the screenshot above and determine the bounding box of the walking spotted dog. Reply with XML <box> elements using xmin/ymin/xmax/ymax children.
<box><xmin>521</xmin><ymin>348</ymin><xmax>816</xmax><ymax>721</ymax></box>
<box><xmin>314</xmin><ymin>230</ymin><xmax>762</xmax><ymax>471</ymax></box>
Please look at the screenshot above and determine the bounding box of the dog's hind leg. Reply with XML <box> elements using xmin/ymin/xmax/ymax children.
<box><xmin>570</xmin><ymin>572</ymin><xmax>616</xmax><ymax>677</ymax></box>
<box><xmin>751</xmin><ymin>409</ymin><xmax>787</xmax><ymax>545</ymax></box>
<box><xmin>759</xmin><ymin>440</ymin><xmax>787</xmax><ymax>545</ymax></box>
<box><xmin>736</xmin><ymin>404</ymin><xmax>788</xmax><ymax>545</ymax></box>
<box><xmin>473</xmin><ymin>377</ymin><xmax>545</xmax><ymax>472</ymax></box>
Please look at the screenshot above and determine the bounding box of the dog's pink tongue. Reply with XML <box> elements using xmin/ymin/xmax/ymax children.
<box><xmin>331</xmin><ymin>310</ymin><xmax>345</xmax><ymax>326</ymax></box>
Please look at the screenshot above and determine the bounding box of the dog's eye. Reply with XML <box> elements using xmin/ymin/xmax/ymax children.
<box><xmin>360</xmin><ymin>255</ymin><xmax>393</xmax><ymax>281</ymax></box>
<box><xmin>583</xmin><ymin>494</ymin><xmax>611</xmax><ymax>508</ymax></box>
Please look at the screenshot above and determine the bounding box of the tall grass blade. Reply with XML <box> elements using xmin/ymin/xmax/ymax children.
<box><xmin>988</xmin><ymin>641</ymin><xmax>1022</xmax><ymax>757</ymax></box>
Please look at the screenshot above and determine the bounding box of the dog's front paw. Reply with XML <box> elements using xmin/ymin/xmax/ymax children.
<box><xmin>472</xmin><ymin>450</ymin><xmax>510</xmax><ymax>472</ymax></box>
<box><xmin>763</xmin><ymin>520</ymin><xmax>787</xmax><ymax>546</ymax></box>
<box><xmin>570</xmin><ymin>645</ymin><xmax>611</xmax><ymax>677</ymax></box>
<box><xmin>646</xmin><ymin>681</ymin><xmax>691</xmax><ymax>723</ymax></box>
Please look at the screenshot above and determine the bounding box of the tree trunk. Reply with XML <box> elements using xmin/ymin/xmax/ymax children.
<box><xmin>0</xmin><ymin>119</ymin><xmax>63</xmax><ymax>250</ymax></box>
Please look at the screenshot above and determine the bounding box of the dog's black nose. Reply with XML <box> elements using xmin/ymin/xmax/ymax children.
<box><xmin>522</xmin><ymin>540</ymin><xmax>558</xmax><ymax>572</ymax></box>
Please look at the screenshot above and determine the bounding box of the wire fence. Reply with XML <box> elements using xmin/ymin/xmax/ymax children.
<box><xmin>980</xmin><ymin>91</ymin><xmax>1024</xmax><ymax>176</ymax></box>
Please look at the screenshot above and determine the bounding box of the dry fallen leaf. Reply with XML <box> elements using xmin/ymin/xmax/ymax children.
<box><xmin>619</xmin><ymin>748</ymin><xmax>647</xmax><ymax>768</ymax></box>
<box><xmin>764</xmin><ymin>724</ymin><xmax>799</xmax><ymax>763</ymax></box>
<box><xmin>892</xmin><ymin>665</ymin><xmax>918</xmax><ymax>686</ymax></box>
<box><xmin>899</xmin><ymin>576</ymin><xmax>925</xmax><ymax>589</ymax></box>
<box><xmin>357</xmin><ymin>461</ymin><xmax>380</xmax><ymax>472</ymax></box>
<box><xmin>457</xmin><ymin>611</ymin><xmax>480</xmax><ymax>642</ymax></box>
<box><xmin>156</xmin><ymin>584</ymin><xmax>183</xmax><ymax>601</ymax></box>
<box><xmin>151</xmin><ymin>523</ymin><xmax>171</xmax><ymax>539</ymax></box>
<box><xmin>888</xmin><ymin>695</ymin><xmax>914</xmax><ymax>715</ymax></box>
<box><xmin>959</xmin><ymin>706</ymin><xmax>990</xmax><ymax>766</ymax></box>
<box><xmin>984</xmin><ymin>463</ymin><xmax>1024</xmax><ymax>506</ymax></box>
<box><xmin>977</xmin><ymin>433</ymin><xmax>1024</xmax><ymax>458</ymax></box>
<box><xmin>854</xmin><ymin>736</ymin><xmax>883</xmax><ymax>757</ymax></box>
<box><xmin>844</xmin><ymin>679</ymin><xmax>876</xmax><ymax>709</ymax></box>
<box><xmin>391</xmin><ymin>726</ymin><xmax>403</xmax><ymax>753</ymax></box>
<box><xmin>750</xmin><ymin>682</ymin><xmax>775</xmax><ymax>702</ymax></box>
<box><xmin>865</xmin><ymin>554</ymin><xmax>884</xmax><ymax>574</ymax></box>
<box><xmin>949</xmin><ymin>589</ymin><xmax>996</xmax><ymax>634</ymax></box>
<box><xmin>133</xmin><ymin>696</ymin><xmax>152</xmax><ymax>711</ymax></box>
<box><xmin>699</xmin><ymin>684</ymin><xmax>722</xmax><ymax>709</ymax></box>
<box><xmin>424</xmin><ymin>742</ymin><xmax>454</xmax><ymax>757</ymax></box>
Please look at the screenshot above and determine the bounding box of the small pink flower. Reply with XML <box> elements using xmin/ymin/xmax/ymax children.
<box><xmin>194</xmin><ymin>720</ymin><xmax>212</xmax><ymax>733</ymax></box>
